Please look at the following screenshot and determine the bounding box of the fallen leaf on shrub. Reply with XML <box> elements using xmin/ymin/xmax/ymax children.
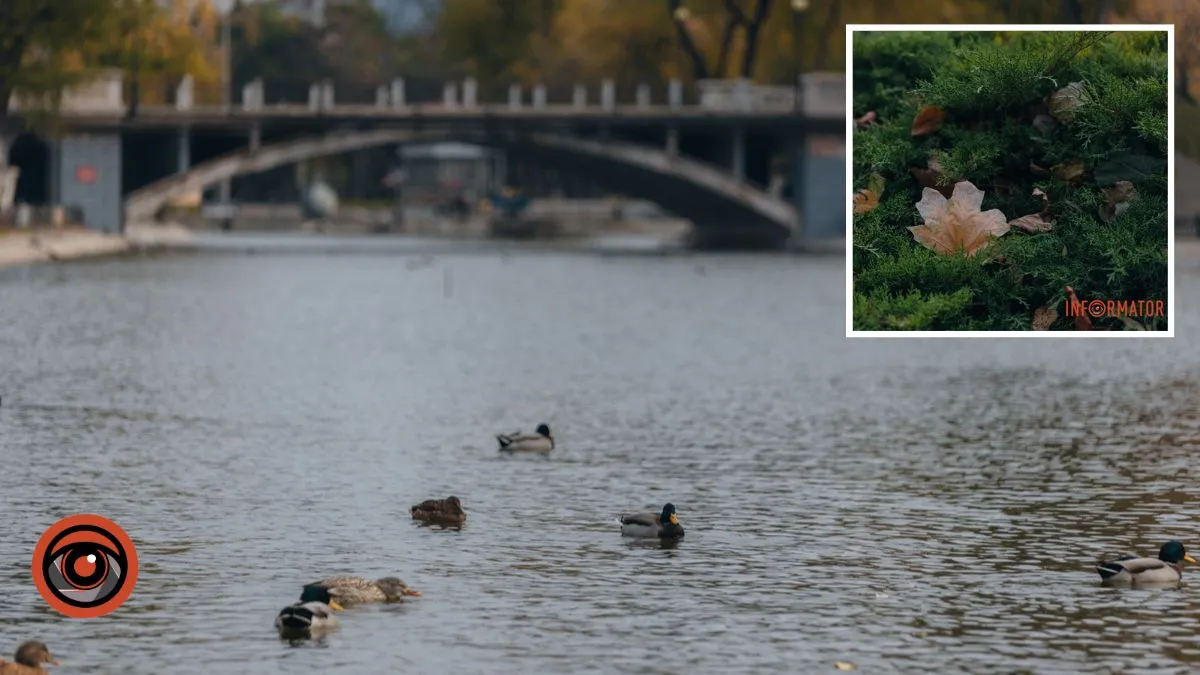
<box><xmin>1064</xmin><ymin>285</ymin><xmax>1093</xmax><ymax>331</ymax></box>
<box><xmin>853</xmin><ymin>174</ymin><xmax>885</xmax><ymax>215</ymax></box>
<box><xmin>908</xmin><ymin>181</ymin><xmax>1010</xmax><ymax>256</ymax></box>
<box><xmin>1008</xmin><ymin>188</ymin><xmax>1053</xmax><ymax>233</ymax></box>
<box><xmin>1099</xmin><ymin>180</ymin><xmax>1136</xmax><ymax>223</ymax></box>
<box><xmin>1032</xmin><ymin>114</ymin><xmax>1058</xmax><ymax>135</ymax></box>
<box><xmin>1052</xmin><ymin>161</ymin><xmax>1085</xmax><ymax>184</ymax></box>
<box><xmin>855</xmin><ymin>111</ymin><xmax>877</xmax><ymax>129</ymax></box>
<box><xmin>1048</xmin><ymin>81</ymin><xmax>1089</xmax><ymax>123</ymax></box>
<box><xmin>910</xmin><ymin>155</ymin><xmax>953</xmax><ymax>198</ymax></box>
<box><xmin>1030</xmin><ymin>162</ymin><xmax>1050</xmax><ymax>176</ymax></box>
<box><xmin>911</xmin><ymin>105</ymin><xmax>946</xmax><ymax>137</ymax></box>
<box><xmin>1094</xmin><ymin>153</ymin><xmax>1165</xmax><ymax>185</ymax></box>
<box><xmin>1032</xmin><ymin>305</ymin><xmax>1058</xmax><ymax>330</ymax></box>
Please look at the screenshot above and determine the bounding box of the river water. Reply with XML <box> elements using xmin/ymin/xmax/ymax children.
<box><xmin>1</xmin><ymin>242</ymin><xmax>1197</xmax><ymax>674</ymax></box>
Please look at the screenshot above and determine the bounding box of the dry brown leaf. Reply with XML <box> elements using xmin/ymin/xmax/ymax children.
<box><xmin>1009</xmin><ymin>214</ymin><xmax>1053</xmax><ymax>233</ymax></box>
<box><xmin>907</xmin><ymin>181</ymin><xmax>1010</xmax><ymax>257</ymax></box>
<box><xmin>1048</xmin><ymin>81</ymin><xmax>1089</xmax><ymax>123</ymax></box>
<box><xmin>1064</xmin><ymin>285</ymin><xmax>1093</xmax><ymax>331</ymax></box>
<box><xmin>1030</xmin><ymin>162</ymin><xmax>1050</xmax><ymax>176</ymax></box>
<box><xmin>909</xmin><ymin>155</ymin><xmax>953</xmax><ymax>198</ymax></box>
<box><xmin>855</xmin><ymin>111</ymin><xmax>877</xmax><ymax>129</ymax></box>
<box><xmin>911</xmin><ymin>105</ymin><xmax>946</xmax><ymax>137</ymax></box>
<box><xmin>853</xmin><ymin>174</ymin><xmax>885</xmax><ymax>215</ymax></box>
<box><xmin>1008</xmin><ymin>187</ymin><xmax>1053</xmax><ymax>233</ymax></box>
<box><xmin>1099</xmin><ymin>180</ymin><xmax>1136</xmax><ymax>223</ymax></box>
<box><xmin>1052</xmin><ymin>161</ymin><xmax>1085</xmax><ymax>185</ymax></box>
<box><xmin>1032</xmin><ymin>305</ymin><xmax>1058</xmax><ymax>330</ymax></box>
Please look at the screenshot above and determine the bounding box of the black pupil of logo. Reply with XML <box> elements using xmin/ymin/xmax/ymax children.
<box><xmin>42</xmin><ymin>524</ymin><xmax>127</xmax><ymax>608</ymax></box>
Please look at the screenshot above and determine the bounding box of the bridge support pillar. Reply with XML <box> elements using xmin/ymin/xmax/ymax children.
<box><xmin>791</xmin><ymin>132</ymin><xmax>847</xmax><ymax>248</ymax></box>
<box><xmin>53</xmin><ymin>132</ymin><xmax>123</xmax><ymax>233</ymax></box>
<box><xmin>176</xmin><ymin>127</ymin><xmax>190</xmax><ymax>174</ymax></box>
<box><xmin>731</xmin><ymin>127</ymin><xmax>746</xmax><ymax>182</ymax></box>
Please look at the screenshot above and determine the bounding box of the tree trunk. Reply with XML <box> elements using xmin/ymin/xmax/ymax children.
<box><xmin>739</xmin><ymin>0</ymin><xmax>771</xmax><ymax>80</ymax></box>
<box><xmin>1059</xmin><ymin>0</ymin><xmax>1085</xmax><ymax>22</ymax></box>
<box><xmin>666</xmin><ymin>0</ymin><xmax>709</xmax><ymax>80</ymax></box>
<box><xmin>812</xmin><ymin>1</ymin><xmax>842</xmax><ymax>72</ymax></box>
<box><xmin>714</xmin><ymin>15</ymin><xmax>740</xmax><ymax>79</ymax></box>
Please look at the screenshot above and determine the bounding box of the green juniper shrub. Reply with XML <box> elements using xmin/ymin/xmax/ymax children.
<box><xmin>852</xmin><ymin>30</ymin><xmax>1168</xmax><ymax>331</ymax></box>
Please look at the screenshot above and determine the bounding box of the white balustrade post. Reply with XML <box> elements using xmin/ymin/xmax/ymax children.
<box><xmin>572</xmin><ymin>84</ymin><xmax>586</xmax><ymax>109</ymax></box>
<box><xmin>175</xmin><ymin>75</ymin><xmax>193</xmax><ymax>110</ymax></box>
<box><xmin>533</xmin><ymin>84</ymin><xmax>546</xmax><ymax>109</ymax></box>
<box><xmin>309</xmin><ymin>82</ymin><xmax>321</xmax><ymax>111</ymax></box>
<box><xmin>508</xmin><ymin>84</ymin><xmax>522</xmax><ymax>109</ymax></box>
<box><xmin>391</xmin><ymin>78</ymin><xmax>406</xmax><ymax>108</ymax></box>
<box><xmin>463</xmin><ymin>78</ymin><xmax>477</xmax><ymax>107</ymax></box>
<box><xmin>601</xmin><ymin>79</ymin><xmax>615</xmax><ymax>111</ymax></box>
<box><xmin>636</xmin><ymin>83</ymin><xmax>651</xmax><ymax>109</ymax></box>
<box><xmin>321</xmin><ymin>81</ymin><xmax>334</xmax><ymax>109</ymax></box>
<box><xmin>375</xmin><ymin>85</ymin><xmax>389</xmax><ymax>107</ymax></box>
<box><xmin>668</xmin><ymin>79</ymin><xmax>683</xmax><ymax>110</ymax></box>
<box><xmin>443</xmin><ymin>82</ymin><xmax>458</xmax><ymax>108</ymax></box>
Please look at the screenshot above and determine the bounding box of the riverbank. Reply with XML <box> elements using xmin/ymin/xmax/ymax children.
<box><xmin>0</xmin><ymin>222</ymin><xmax>195</xmax><ymax>268</ymax></box>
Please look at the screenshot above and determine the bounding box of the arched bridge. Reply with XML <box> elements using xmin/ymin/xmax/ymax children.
<box><xmin>125</xmin><ymin>129</ymin><xmax>801</xmax><ymax>247</ymax></box>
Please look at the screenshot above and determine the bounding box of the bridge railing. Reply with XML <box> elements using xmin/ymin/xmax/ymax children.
<box><xmin>18</xmin><ymin>69</ymin><xmax>844</xmax><ymax>117</ymax></box>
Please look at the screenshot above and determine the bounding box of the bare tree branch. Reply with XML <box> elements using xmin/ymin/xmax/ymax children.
<box><xmin>665</xmin><ymin>0</ymin><xmax>709</xmax><ymax>80</ymax></box>
<box><xmin>739</xmin><ymin>0</ymin><xmax>770</xmax><ymax>79</ymax></box>
<box><xmin>714</xmin><ymin>13</ymin><xmax>740</xmax><ymax>78</ymax></box>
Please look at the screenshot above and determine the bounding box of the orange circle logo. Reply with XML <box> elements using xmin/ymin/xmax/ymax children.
<box><xmin>32</xmin><ymin>514</ymin><xmax>138</xmax><ymax>618</ymax></box>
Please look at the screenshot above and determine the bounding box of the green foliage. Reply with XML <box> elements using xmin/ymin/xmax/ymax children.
<box><xmin>0</xmin><ymin>0</ymin><xmax>121</xmax><ymax>119</ymax></box>
<box><xmin>852</xmin><ymin>30</ymin><xmax>1169</xmax><ymax>331</ymax></box>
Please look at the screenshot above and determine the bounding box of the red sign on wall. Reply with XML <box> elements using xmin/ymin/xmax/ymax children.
<box><xmin>75</xmin><ymin>165</ymin><xmax>97</xmax><ymax>184</ymax></box>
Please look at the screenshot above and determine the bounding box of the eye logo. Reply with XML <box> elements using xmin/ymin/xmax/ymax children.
<box><xmin>32</xmin><ymin>514</ymin><xmax>138</xmax><ymax>618</ymax></box>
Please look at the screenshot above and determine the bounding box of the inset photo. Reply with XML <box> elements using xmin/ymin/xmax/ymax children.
<box><xmin>847</xmin><ymin>26</ymin><xmax>1172</xmax><ymax>335</ymax></box>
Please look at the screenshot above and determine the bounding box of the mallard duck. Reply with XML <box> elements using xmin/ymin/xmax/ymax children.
<box><xmin>497</xmin><ymin>424</ymin><xmax>554</xmax><ymax>453</ymax></box>
<box><xmin>1096</xmin><ymin>540</ymin><xmax>1196</xmax><ymax>586</ymax></box>
<box><xmin>307</xmin><ymin>576</ymin><xmax>421</xmax><ymax>605</ymax></box>
<box><xmin>275</xmin><ymin>585</ymin><xmax>343</xmax><ymax>636</ymax></box>
<box><xmin>0</xmin><ymin>641</ymin><xmax>59</xmax><ymax>674</ymax></box>
<box><xmin>411</xmin><ymin>496</ymin><xmax>466</xmax><ymax>525</ymax></box>
<box><xmin>620</xmin><ymin>503</ymin><xmax>685</xmax><ymax>540</ymax></box>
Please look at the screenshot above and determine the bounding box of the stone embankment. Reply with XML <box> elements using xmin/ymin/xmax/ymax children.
<box><xmin>0</xmin><ymin>222</ymin><xmax>194</xmax><ymax>268</ymax></box>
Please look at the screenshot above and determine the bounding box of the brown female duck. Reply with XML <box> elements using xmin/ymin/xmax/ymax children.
<box><xmin>0</xmin><ymin>641</ymin><xmax>60</xmax><ymax>674</ymax></box>
<box><xmin>411</xmin><ymin>496</ymin><xmax>466</xmax><ymax>525</ymax></box>
<box><xmin>306</xmin><ymin>576</ymin><xmax>421</xmax><ymax>605</ymax></box>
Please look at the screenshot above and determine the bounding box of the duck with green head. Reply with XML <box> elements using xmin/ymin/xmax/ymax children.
<box><xmin>1096</xmin><ymin>540</ymin><xmax>1196</xmax><ymax>586</ymax></box>
<box><xmin>620</xmin><ymin>503</ymin><xmax>684</xmax><ymax>540</ymax></box>
<box><xmin>275</xmin><ymin>585</ymin><xmax>344</xmax><ymax>636</ymax></box>
<box><xmin>0</xmin><ymin>641</ymin><xmax>60</xmax><ymax>674</ymax></box>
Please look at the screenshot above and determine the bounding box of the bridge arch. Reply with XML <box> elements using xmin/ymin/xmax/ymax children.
<box><xmin>124</xmin><ymin>129</ymin><xmax>798</xmax><ymax>246</ymax></box>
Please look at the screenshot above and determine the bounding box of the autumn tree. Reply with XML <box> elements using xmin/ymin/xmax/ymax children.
<box><xmin>231</xmin><ymin>1</ymin><xmax>412</xmax><ymax>104</ymax></box>
<box><xmin>0</xmin><ymin>0</ymin><xmax>118</xmax><ymax>135</ymax></box>
<box><xmin>94</xmin><ymin>0</ymin><xmax>221</xmax><ymax>113</ymax></box>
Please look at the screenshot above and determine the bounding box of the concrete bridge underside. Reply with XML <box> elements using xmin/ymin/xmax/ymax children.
<box><xmin>125</xmin><ymin>130</ymin><xmax>799</xmax><ymax>249</ymax></box>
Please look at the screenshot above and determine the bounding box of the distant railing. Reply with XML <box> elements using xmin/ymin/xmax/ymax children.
<box><xmin>697</xmin><ymin>73</ymin><xmax>844</xmax><ymax>116</ymax></box>
<box><xmin>11</xmin><ymin>68</ymin><xmax>845</xmax><ymax>117</ymax></box>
